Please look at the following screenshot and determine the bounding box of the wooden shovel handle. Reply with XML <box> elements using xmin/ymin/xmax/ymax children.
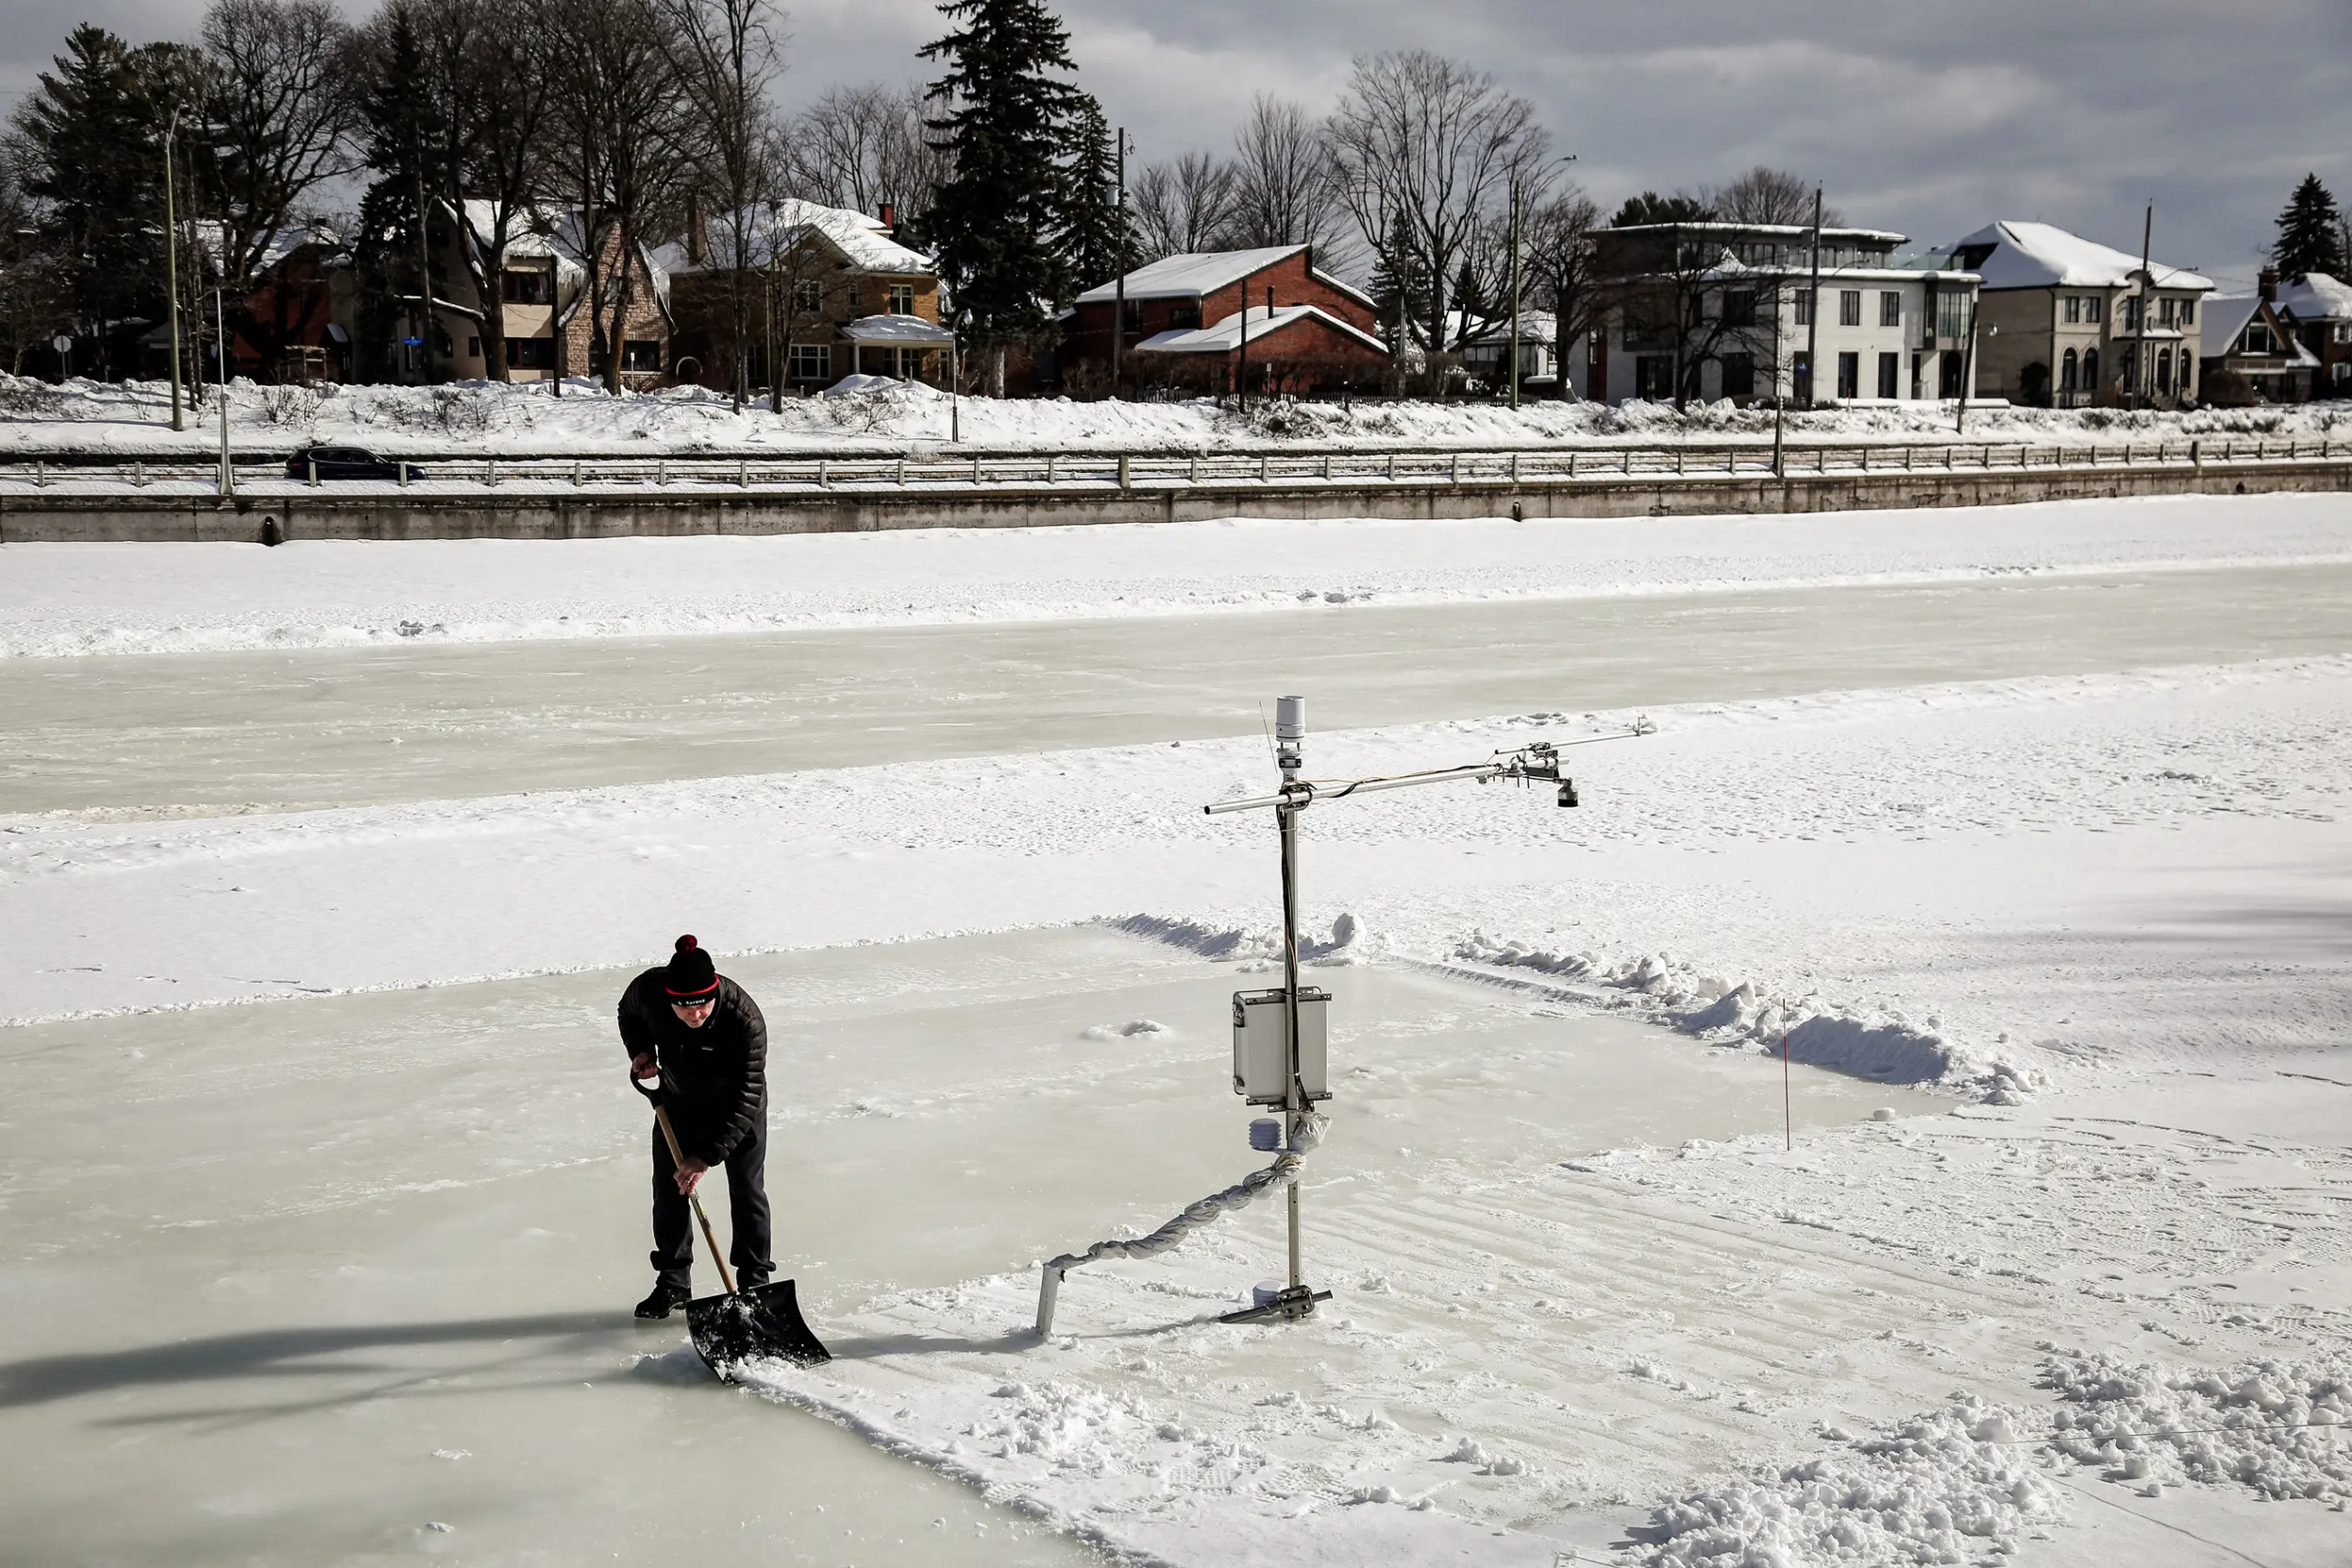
<box><xmin>632</xmin><ymin>1070</ymin><xmax>737</xmax><ymax>1297</ymax></box>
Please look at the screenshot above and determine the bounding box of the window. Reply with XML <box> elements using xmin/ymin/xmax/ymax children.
<box><xmin>1879</xmin><ymin>290</ymin><xmax>1901</xmax><ymax>327</ymax></box>
<box><xmin>1793</xmin><ymin>290</ymin><xmax>1814</xmax><ymax>326</ymax></box>
<box><xmin>1722</xmin><ymin>289</ymin><xmax>1757</xmax><ymax>327</ymax></box>
<box><xmin>2086</xmin><ymin>296</ymin><xmax>2104</xmax><ymax>324</ymax></box>
<box><xmin>2158</xmin><ymin>297</ymin><xmax>2176</xmax><ymax>327</ymax></box>
<box><xmin>792</xmin><ymin>279</ymin><xmax>823</xmax><ymax>314</ymax></box>
<box><xmin>2123</xmin><ymin>296</ymin><xmax>2143</xmax><ymax>330</ymax></box>
<box><xmin>2335</xmin><ymin>360</ymin><xmax>2350</xmax><ymax>383</ymax></box>
<box><xmin>2120</xmin><ymin>344</ymin><xmax>2139</xmax><ymax>389</ymax></box>
<box><xmin>789</xmin><ymin>342</ymin><xmax>831</xmax><ymax>380</ymax></box>
<box><xmin>2081</xmin><ymin>347</ymin><xmax>2098</xmax><ymax>389</ymax></box>
<box><xmin>1838</xmin><ymin>289</ymin><xmax>1861</xmax><ymax>326</ymax></box>
<box><xmin>1836</xmin><ymin>350</ymin><xmax>1859</xmax><ymax>400</ymax></box>
<box><xmin>1909</xmin><ymin>351</ymin><xmax>1922</xmax><ymax>400</ymax></box>
<box><xmin>1938</xmin><ymin>291</ymin><xmax>1970</xmax><ymax>341</ymax></box>
<box><xmin>1169</xmin><ymin>303</ymin><xmax>1201</xmax><ymax>330</ymax></box>
<box><xmin>505</xmin><ymin>336</ymin><xmax>555</xmax><ymax>368</ymax></box>
<box><xmin>1877</xmin><ymin>351</ymin><xmax>1899</xmax><ymax>399</ymax></box>
<box><xmin>1634</xmin><ymin>355</ymin><xmax>1673</xmax><ymax>400</ymax></box>
<box><xmin>2064</xmin><ymin>296</ymin><xmax>2082</xmax><ymax>324</ymax></box>
<box><xmin>468</xmin><ymin>335</ymin><xmax>481</xmax><ymax>359</ymax></box>
<box><xmin>1721</xmin><ymin>352</ymin><xmax>1755</xmax><ymax>398</ymax></box>
<box><xmin>501</xmin><ymin>269</ymin><xmax>551</xmax><ymax>304</ymax></box>
<box><xmin>2178</xmin><ymin>299</ymin><xmax>2193</xmax><ymax>325</ymax></box>
<box><xmin>2335</xmin><ymin>322</ymin><xmax>2350</xmax><ymax>344</ymax></box>
<box><xmin>620</xmin><ymin>339</ymin><xmax>662</xmax><ymax>371</ymax></box>
<box><xmin>1121</xmin><ymin>299</ymin><xmax>1141</xmax><ymax>333</ymax></box>
<box><xmin>887</xmin><ymin>282</ymin><xmax>915</xmax><ymax>315</ymax></box>
<box><xmin>2061</xmin><ymin>347</ymin><xmax>2079</xmax><ymax>390</ymax></box>
<box><xmin>2156</xmin><ymin>346</ymin><xmax>2173</xmax><ymax>393</ymax></box>
<box><xmin>2245</xmin><ymin>321</ymin><xmax>2275</xmax><ymax>354</ymax></box>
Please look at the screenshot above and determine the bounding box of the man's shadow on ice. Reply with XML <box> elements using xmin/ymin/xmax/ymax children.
<box><xmin>0</xmin><ymin>1311</ymin><xmax>628</xmax><ymax>1412</ymax></box>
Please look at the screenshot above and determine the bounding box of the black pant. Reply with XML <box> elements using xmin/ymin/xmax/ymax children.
<box><xmin>650</xmin><ymin>1111</ymin><xmax>771</xmax><ymax>1292</ymax></box>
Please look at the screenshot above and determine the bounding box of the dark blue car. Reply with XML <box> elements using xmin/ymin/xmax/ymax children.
<box><xmin>285</xmin><ymin>445</ymin><xmax>425</xmax><ymax>481</ymax></box>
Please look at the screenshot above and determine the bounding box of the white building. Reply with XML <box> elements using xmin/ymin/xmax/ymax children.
<box><xmin>1950</xmin><ymin>220</ymin><xmax>2212</xmax><ymax>408</ymax></box>
<box><xmin>1569</xmin><ymin>221</ymin><xmax>1980</xmax><ymax>406</ymax></box>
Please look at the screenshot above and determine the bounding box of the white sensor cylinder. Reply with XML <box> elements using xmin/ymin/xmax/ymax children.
<box><xmin>1275</xmin><ymin>695</ymin><xmax>1306</xmax><ymax>741</ymax></box>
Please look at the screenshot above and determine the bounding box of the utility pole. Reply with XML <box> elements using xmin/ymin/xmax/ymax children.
<box><xmin>1111</xmin><ymin>127</ymin><xmax>1128</xmax><ymax>400</ymax></box>
<box><xmin>2132</xmin><ymin>202</ymin><xmax>2154</xmax><ymax>412</ymax></box>
<box><xmin>1803</xmin><ymin>186</ymin><xmax>1823</xmax><ymax>411</ymax></box>
<box><xmin>412</xmin><ymin>165</ymin><xmax>435</xmax><ymax>385</ymax></box>
<box><xmin>1238</xmin><ymin>276</ymin><xmax>1250</xmax><ymax>415</ymax></box>
<box><xmin>1509</xmin><ymin>172</ymin><xmax>1522</xmax><ymax>411</ymax></box>
<box><xmin>214</xmin><ymin>287</ymin><xmax>234</xmax><ymax>497</ymax></box>
<box><xmin>164</xmin><ymin>109</ymin><xmax>184</xmax><ymax>433</ymax></box>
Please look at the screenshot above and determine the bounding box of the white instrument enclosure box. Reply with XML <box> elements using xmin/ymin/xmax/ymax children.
<box><xmin>1231</xmin><ymin>987</ymin><xmax>1331</xmax><ymax>1105</ymax></box>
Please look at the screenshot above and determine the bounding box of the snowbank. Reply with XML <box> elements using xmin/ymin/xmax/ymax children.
<box><xmin>6</xmin><ymin>491</ymin><xmax>2349</xmax><ymax>659</ymax></box>
<box><xmin>6</xmin><ymin>370</ymin><xmax>2351</xmax><ymax>457</ymax></box>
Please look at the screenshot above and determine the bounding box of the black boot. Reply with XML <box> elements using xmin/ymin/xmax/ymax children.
<box><xmin>635</xmin><ymin>1280</ymin><xmax>692</xmax><ymax>1319</ymax></box>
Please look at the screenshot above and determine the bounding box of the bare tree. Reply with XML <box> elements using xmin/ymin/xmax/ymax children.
<box><xmin>1701</xmin><ymin>165</ymin><xmax>1840</xmax><ymax>228</ymax></box>
<box><xmin>791</xmin><ymin>83</ymin><xmax>943</xmax><ymax>227</ymax></box>
<box><xmin>200</xmin><ymin>0</ymin><xmax>362</xmax><ymax>293</ymax></box>
<box><xmin>1131</xmin><ymin>150</ymin><xmax>1232</xmax><ymax>260</ymax></box>
<box><xmin>1327</xmin><ymin>50</ymin><xmax>1548</xmax><ymax>382</ymax></box>
<box><xmin>662</xmin><ymin>0</ymin><xmax>784</xmax><ymax>410</ymax></box>
<box><xmin>1600</xmin><ymin>223</ymin><xmax>1778</xmax><ymax>411</ymax></box>
<box><xmin>549</xmin><ymin>0</ymin><xmax>695</xmax><ymax>393</ymax></box>
<box><xmin>1222</xmin><ymin>95</ymin><xmax>1340</xmax><ymax>254</ymax></box>
<box><xmin>1522</xmin><ymin>186</ymin><xmax>1600</xmax><ymax>399</ymax></box>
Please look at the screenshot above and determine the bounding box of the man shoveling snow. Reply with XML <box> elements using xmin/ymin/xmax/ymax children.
<box><xmin>620</xmin><ymin>935</ymin><xmax>771</xmax><ymax>1319</ymax></box>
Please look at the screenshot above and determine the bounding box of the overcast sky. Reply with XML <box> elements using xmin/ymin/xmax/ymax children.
<box><xmin>7</xmin><ymin>0</ymin><xmax>2346</xmax><ymax>289</ymax></box>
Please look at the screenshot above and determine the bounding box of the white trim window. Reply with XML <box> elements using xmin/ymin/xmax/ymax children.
<box><xmin>1878</xmin><ymin>290</ymin><xmax>1901</xmax><ymax>327</ymax></box>
<box><xmin>789</xmin><ymin>342</ymin><xmax>831</xmax><ymax>380</ymax></box>
<box><xmin>1838</xmin><ymin>289</ymin><xmax>1862</xmax><ymax>327</ymax></box>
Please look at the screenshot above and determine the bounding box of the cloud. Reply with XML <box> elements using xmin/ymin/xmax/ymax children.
<box><xmin>5</xmin><ymin>0</ymin><xmax>2343</xmax><ymax>288</ymax></box>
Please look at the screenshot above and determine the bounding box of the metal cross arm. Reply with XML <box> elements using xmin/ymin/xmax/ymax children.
<box><xmin>1201</xmin><ymin>725</ymin><xmax>1653</xmax><ymax>817</ymax></box>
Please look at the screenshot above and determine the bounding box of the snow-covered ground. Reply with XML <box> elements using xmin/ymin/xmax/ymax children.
<box><xmin>4</xmin><ymin>494</ymin><xmax>2348</xmax><ymax>1565</ymax></box>
<box><xmin>6</xmin><ymin>491</ymin><xmax>2352</xmax><ymax>658</ymax></box>
<box><xmin>6</xmin><ymin>370</ymin><xmax>2350</xmax><ymax>457</ymax></box>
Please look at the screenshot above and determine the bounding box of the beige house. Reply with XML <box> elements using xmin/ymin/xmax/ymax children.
<box><xmin>1952</xmin><ymin>221</ymin><xmax>2212</xmax><ymax>408</ymax></box>
<box><xmin>660</xmin><ymin>201</ymin><xmax>949</xmax><ymax>394</ymax></box>
<box><xmin>393</xmin><ymin>203</ymin><xmax>674</xmax><ymax>386</ymax></box>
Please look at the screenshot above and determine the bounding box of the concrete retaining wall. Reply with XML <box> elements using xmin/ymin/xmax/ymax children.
<box><xmin>4</xmin><ymin>458</ymin><xmax>2346</xmax><ymax>545</ymax></box>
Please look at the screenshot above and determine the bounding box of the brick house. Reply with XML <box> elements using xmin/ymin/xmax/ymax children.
<box><xmin>1951</xmin><ymin>220</ymin><xmax>2211</xmax><ymax>408</ymax></box>
<box><xmin>1062</xmin><ymin>245</ymin><xmax>1386</xmax><ymax>395</ymax></box>
<box><xmin>2275</xmin><ymin>271</ymin><xmax>2352</xmax><ymax>398</ymax></box>
<box><xmin>662</xmin><ymin>200</ymin><xmax>948</xmax><ymax>394</ymax></box>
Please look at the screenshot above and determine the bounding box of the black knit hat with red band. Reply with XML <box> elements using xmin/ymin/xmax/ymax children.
<box><xmin>663</xmin><ymin>934</ymin><xmax>718</xmax><ymax>1000</ymax></box>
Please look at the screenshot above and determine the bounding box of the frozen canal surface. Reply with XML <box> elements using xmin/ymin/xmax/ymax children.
<box><xmin>8</xmin><ymin>562</ymin><xmax>2350</xmax><ymax>816</ymax></box>
<box><xmin>0</xmin><ymin>927</ymin><xmax>1889</xmax><ymax>1566</ymax></box>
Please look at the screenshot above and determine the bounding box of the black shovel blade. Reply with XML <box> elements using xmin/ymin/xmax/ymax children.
<box><xmin>685</xmin><ymin>1279</ymin><xmax>831</xmax><ymax>1378</ymax></box>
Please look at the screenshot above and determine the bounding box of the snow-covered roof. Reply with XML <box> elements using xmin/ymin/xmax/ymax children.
<box><xmin>1609</xmin><ymin>221</ymin><xmax>1908</xmax><ymax>244</ymax></box>
<box><xmin>1077</xmin><ymin>246</ymin><xmax>1306</xmax><ymax>304</ymax></box>
<box><xmin>841</xmin><ymin>313</ymin><xmax>955</xmax><ymax>344</ymax></box>
<box><xmin>2276</xmin><ymin>272</ymin><xmax>2352</xmax><ymax>321</ymax></box>
<box><xmin>1134</xmin><ymin>303</ymin><xmax>1388</xmax><ymax>356</ymax></box>
<box><xmin>2202</xmin><ymin>295</ymin><xmax>2321</xmax><ymax>365</ymax></box>
<box><xmin>662</xmin><ymin>200</ymin><xmax>933</xmax><ymax>276</ymax></box>
<box><xmin>1956</xmin><ymin>220</ymin><xmax>2212</xmax><ymax>292</ymax></box>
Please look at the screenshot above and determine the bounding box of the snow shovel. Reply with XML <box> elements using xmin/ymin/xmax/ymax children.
<box><xmin>630</xmin><ymin>1071</ymin><xmax>830</xmax><ymax>1377</ymax></box>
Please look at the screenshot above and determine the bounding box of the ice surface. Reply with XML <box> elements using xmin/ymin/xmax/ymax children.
<box><xmin>8</xmin><ymin>561</ymin><xmax>2350</xmax><ymax>817</ymax></box>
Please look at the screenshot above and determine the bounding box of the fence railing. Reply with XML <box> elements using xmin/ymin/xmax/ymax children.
<box><xmin>0</xmin><ymin>434</ymin><xmax>2343</xmax><ymax>496</ymax></box>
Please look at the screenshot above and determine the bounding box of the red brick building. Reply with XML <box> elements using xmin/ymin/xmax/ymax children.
<box><xmin>1062</xmin><ymin>244</ymin><xmax>1386</xmax><ymax>396</ymax></box>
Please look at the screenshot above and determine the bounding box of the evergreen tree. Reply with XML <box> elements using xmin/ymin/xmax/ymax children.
<box><xmin>1610</xmin><ymin>190</ymin><xmax>1713</xmax><ymax>228</ymax></box>
<box><xmin>1054</xmin><ymin>93</ymin><xmax>1135</xmax><ymax>295</ymax></box>
<box><xmin>15</xmin><ymin>26</ymin><xmax>192</xmax><ymax>374</ymax></box>
<box><xmin>2271</xmin><ymin>173</ymin><xmax>2346</xmax><ymax>281</ymax></box>
<box><xmin>354</xmin><ymin>7</ymin><xmax>446</xmax><ymax>381</ymax></box>
<box><xmin>919</xmin><ymin>0</ymin><xmax>1082</xmax><ymax>394</ymax></box>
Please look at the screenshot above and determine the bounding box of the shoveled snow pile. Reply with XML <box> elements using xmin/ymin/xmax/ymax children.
<box><xmin>1442</xmin><ymin>935</ymin><xmax>2041</xmax><ymax>1103</ymax></box>
<box><xmin>6</xmin><ymin>370</ymin><xmax>2352</xmax><ymax>457</ymax></box>
<box><xmin>1645</xmin><ymin>1353</ymin><xmax>2352</xmax><ymax>1564</ymax></box>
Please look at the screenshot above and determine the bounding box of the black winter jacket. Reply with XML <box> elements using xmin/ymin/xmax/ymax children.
<box><xmin>618</xmin><ymin>969</ymin><xmax>767</xmax><ymax>1164</ymax></box>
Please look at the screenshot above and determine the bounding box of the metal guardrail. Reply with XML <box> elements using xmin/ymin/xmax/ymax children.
<box><xmin>0</xmin><ymin>435</ymin><xmax>2343</xmax><ymax>495</ymax></box>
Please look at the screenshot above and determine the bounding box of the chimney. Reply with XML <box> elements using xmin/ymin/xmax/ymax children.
<box><xmin>878</xmin><ymin>202</ymin><xmax>897</xmax><ymax>234</ymax></box>
<box><xmin>2257</xmin><ymin>266</ymin><xmax>2278</xmax><ymax>302</ymax></box>
<box><xmin>685</xmin><ymin>192</ymin><xmax>706</xmax><ymax>265</ymax></box>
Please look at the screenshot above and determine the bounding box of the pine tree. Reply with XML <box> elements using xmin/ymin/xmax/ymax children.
<box><xmin>1054</xmin><ymin>93</ymin><xmax>1135</xmax><ymax>296</ymax></box>
<box><xmin>919</xmin><ymin>0</ymin><xmax>1082</xmax><ymax>394</ymax></box>
<box><xmin>354</xmin><ymin>8</ymin><xmax>446</xmax><ymax>381</ymax></box>
<box><xmin>2271</xmin><ymin>174</ymin><xmax>2346</xmax><ymax>282</ymax></box>
<box><xmin>1610</xmin><ymin>190</ymin><xmax>1713</xmax><ymax>228</ymax></box>
<box><xmin>16</xmin><ymin>25</ymin><xmax>188</xmax><ymax>374</ymax></box>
